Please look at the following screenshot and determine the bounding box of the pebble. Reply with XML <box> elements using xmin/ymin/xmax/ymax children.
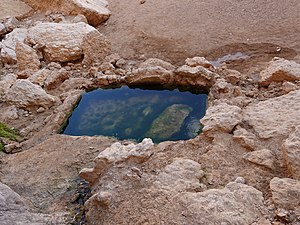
<box><xmin>234</xmin><ymin>176</ymin><xmax>245</xmax><ymax>184</ymax></box>
<box><xmin>37</xmin><ymin>107</ymin><xmax>45</xmax><ymax>113</ymax></box>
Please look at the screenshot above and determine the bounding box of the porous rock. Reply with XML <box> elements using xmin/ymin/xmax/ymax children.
<box><xmin>24</xmin><ymin>0</ymin><xmax>110</xmax><ymax>26</ymax></box>
<box><xmin>185</xmin><ymin>56</ymin><xmax>214</xmax><ymax>69</ymax></box>
<box><xmin>126</xmin><ymin>66</ymin><xmax>173</xmax><ymax>85</ymax></box>
<box><xmin>270</xmin><ymin>177</ymin><xmax>300</xmax><ymax>210</ymax></box>
<box><xmin>259</xmin><ymin>58</ymin><xmax>300</xmax><ymax>86</ymax></box>
<box><xmin>4</xmin><ymin>79</ymin><xmax>58</xmax><ymax>108</ymax></box>
<box><xmin>0</xmin><ymin>73</ymin><xmax>17</xmax><ymax>97</ymax></box>
<box><xmin>44</xmin><ymin>68</ymin><xmax>70</xmax><ymax>90</ymax></box>
<box><xmin>0</xmin><ymin>182</ymin><xmax>47</xmax><ymax>225</ymax></box>
<box><xmin>282</xmin><ymin>125</ymin><xmax>300</xmax><ymax>179</ymax></box>
<box><xmin>244</xmin><ymin>89</ymin><xmax>300</xmax><ymax>139</ymax></box>
<box><xmin>178</xmin><ymin>182</ymin><xmax>265</xmax><ymax>225</ymax></box>
<box><xmin>79</xmin><ymin>138</ymin><xmax>154</xmax><ymax>184</ymax></box>
<box><xmin>0</xmin><ymin>23</ymin><xmax>6</xmax><ymax>36</ymax></box>
<box><xmin>233</xmin><ymin>126</ymin><xmax>258</xmax><ymax>150</ymax></box>
<box><xmin>139</xmin><ymin>58</ymin><xmax>176</xmax><ymax>71</ymax></box>
<box><xmin>175</xmin><ymin>64</ymin><xmax>217</xmax><ymax>89</ymax></box>
<box><xmin>200</xmin><ymin>102</ymin><xmax>242</xmax><ymax>133</ymax></box>
<box><xmin>0</xmin><ymin>28</ymin><xmax>28</xmax><ymax>64</ymax></box>
<box><xmin>27</xmin><ymin>22</ymin><xmax>97</xmax><ymax>62</ymax></box>
<box><xmin>16</xmin><ymin>42</ymin><xmax>40</xmax><ymax>71</ymax></box>
<box><xmin>82</xmin><ymin>30</ymin><xmax>111</xmax><ymax>65</ymax></box>
<box><xmin>154</xmin><ymin>158</ymin><xmax>205</xmax><ymax>192</ymax></box>
<box><xmin>243</xmin><ymin>149</ymin><xmax>275</xmax><ymax>169</ymax></box>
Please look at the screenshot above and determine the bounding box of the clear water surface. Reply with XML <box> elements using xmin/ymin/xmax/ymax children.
<box><xmin>63</xmin><ymin>86</ymin><xmax>208</xmax><ymax>143</ymax></box>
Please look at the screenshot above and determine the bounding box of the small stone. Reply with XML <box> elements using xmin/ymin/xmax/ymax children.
<box><xmin>0</xmin><ymin>23</ymin><xmax>6</xmax><ymax>36</ymax></box>
<box><xmin>282</xmin><ymin>81</ymin><xmax>297</xmax><ymax>94</ymax></box>
<box><xmin>115</xmin><ymin>58</ymin><xmax>126</xmax><ymax>68</ymax></box>
<box><xmin>185</xmin><ymin>56</ymin><xmax>214</xmax><ymax>69</ymax></box>
<box><xmin>47</xmin><ymin>62</ymin><xmax>62</xmax><ymax>70</ymax></box>
<box><xmin>235</xmin><ymin>177</ymin><xmax>245</xmax><ymax>184</ymax></box>
<box><xmin>71</xmin><ymin>14</ymin><xmax>88</xmax><ymax>24</ymax></box>
<box><xmin>4</xmin><ymin>17</ymin><xmax>20</xmax><ymax>32</ymax></box>
<box><xmin>37</xmin><ymin>107</ymin><xmax>45</xmax><ymax>113</ymax></box>
<box><xmin>275</xmin><ymin>208</ymin><xmax>290</xmax><ymax>222</ymax></box>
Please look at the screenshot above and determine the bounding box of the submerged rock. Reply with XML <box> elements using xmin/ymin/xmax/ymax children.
<box><xmin>146</xmin><ymin>104</ymin><xmax>192</xmax><ymax>141</ymax></box>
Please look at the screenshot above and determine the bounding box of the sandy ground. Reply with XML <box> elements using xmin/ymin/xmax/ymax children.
<box><xmin>0</xmin><ymin>0</ymin><xmax>32</xmax><ymax>20</ymax></box>
<box><xmin>99</xmin><ymin>0</ymin><xmax>300</xmax><ymax>66</ymax></box>
<box><xmin>1</xmin><ymin>0</ymin><xmax>299</xmax><ymax>69</ymax></box>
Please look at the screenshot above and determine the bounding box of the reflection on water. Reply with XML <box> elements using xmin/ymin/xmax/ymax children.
<box><xmin>63</xmin><ymin>86</ymin><xmax>208</xmax><ymax>143</ymax></box>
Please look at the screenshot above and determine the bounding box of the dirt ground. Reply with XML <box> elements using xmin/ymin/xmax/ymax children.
<box><xmin>99</xmin><ymin>0</ymin><xmax>300</xmax><ymax>66</ymax></box>
<box><xmin>0</xmin><ymin>0</ymin><xmax>32</xmax><ymax>20</ymax></box>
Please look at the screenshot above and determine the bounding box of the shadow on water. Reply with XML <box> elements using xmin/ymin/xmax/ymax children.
<box><xmin>62</xmin><ymin>86</ymin><xmax>208</xmax><ymax>143</ymax></box>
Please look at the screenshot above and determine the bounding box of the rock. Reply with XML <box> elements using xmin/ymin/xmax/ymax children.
<box><xmin>15</xmin><ymin>42</ymin><xmax>40</xmax><ymax>71</ymax></box>
<box><xmin>36</xmin><ymin>107</ymin><xmax>45</xmax><ymax>113</ymax></box>
<box><xmin>24</xmin><ymin>0</ymin><xmax>111</xmax><ymax>26</ymax></box>
<box><xmin>58</xmin><ymin>77</ymin><xmax>92</xmax><ymax>92</ymax></box>
<box><xmin>221</xmin><ymin>69</ymin><xmax>242</xmax><ymax>85</ymax></box>
<box><xmin>0</xmin><ymin>23</ymin><xmax>6</xmax><ymax>36</ymax></box>
<box><xmin>209</xmin><ymin>78</ymin><xmax>234</xmax><ymax>99</ymax></box>
<box><xmin>270</xmin><ymin>177</ymin><xmax>300</xmax><ymax>210</ymax></box>
<box><xmin>0</xmin><ymin>134</ymin><xmax>115</xmax><ymax>211</ymax></box>
<box><xmin>200</xmin><ymin>102</ymin><xmax>242</xmax><ymax>133</ymax></box>
<box><xmin>178</xmin><ymin>182</ymin><xmax>265</xmax><ymax>225</ymax></box>
<box><xmin>282</xmin><ymin>81</ymin><xmax>297</xmax><ymax>94</ymax></box>
<box><xmin>0</xmin><ymin>28</ymin><xmax>28</xmax><ymax>64</ymax></box>
<box><xmin>82</xmin><ymin>30</ymin><xmax>111</xmax><ymax>65</ymax></box>
<box><xmin>244</xmin><ymin>89</ymin><xmax>300</xmax><ymax>139</ymax></box>
<box><xmin>47</xmin><ymin>62</ymin><xmax>61</xmax><ymax>70</ymax></box>
<box><xmin>126</xmin><ymin>66</ymin><xmax>173</xmax><ymax>85</ymax></box>
<box><xmin>85</xmin><ymin>191</ymin><xmax>112</xmax><ymax>208</ymax></box>
<box><xmin>0</xmin><ymin>182</ymin><xmax>47</xmax><ymax>225</ymax></box>
<box><xmin>282</xmin><ymin>125</ymin><xmax>300</xmax><ymax>179</ymax></box>
<box><xmin>27</xmin><ymin>22</ymin><xmax>96</xmax><ymax>62</ymax></box>
<box><xmin>175</xmin><ymin>65</ymin><xmax>217</xmax><ymax>89</ymax></box>
<box><xmin>4</xmin><ymin>79</ymin><xmax>58</xmax><ymax>109</ymax></box>
<box><xmin>233</xmin><ymin>126</ymin><xmax>258</xmax><ymax>150</ymax></box>
<box><xmin>185</xmin><ymin>56</ymin><xmax>214</xmax><ymax>70</ymax></box>
<box><xmin>146</xmin><ymin>104</ymin><xmax>192</xmax><ymax>141</ymax></box>
<box><xmin>79</xmin><ymin>138</ymin><xmax>154</xmax><ymax>184</ymax></box>
<box><xmin>115</xmin><ymin>58</ymin><xmax>126</xmax><ymax>68</ymax></box>
<box><xmin>28</xmin><ymin>69</ymin><xmax>50</xmax><ymax>86</ymax></box>
<box><xmin>259</xmin><ymin>58</ymin><xmax>300</xmax><ymax>86</ymax></box>
<box><xmin>4</xmin><ymin>17</ymin><xmax>21</xmax><ymax>32</ymax></box>
<box><xmin>139</xmin><ymin>58</ymin><xmax>176</xmax><ymax>71</ymax></box>
<box><xmin>44</xmin><ymin>68</ymin><xmax>70</xmax><ymax>90</ymax></box>
<box><xmin>154</xmin><ymin>158</ymin><xmax>205</xmax><ymax>192</ymax></box>
<box><xmin>0</xmin><ymin>105</ymin><xmax>19</xmax><ymax>121</ymax></box>
<box><xmin>243</xmin><ymin>149</ymin><xmax>275</xmax><ymax>169</ymax></box>
<box><xmin>0</xmin><ymin>73</ymin><xmax>17</xmax><ymax>97</ymax></box>
<box><xmin>70</xmin><ymin>14</ymin><xmax>88</xmax><ymax>24</ymax></box>
<box><xmin>235</xmin><ymin>176</ymin><xmax>246</xmax><ymax>184</ymax></box>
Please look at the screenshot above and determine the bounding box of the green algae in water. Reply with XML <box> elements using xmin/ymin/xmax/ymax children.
<box><xmin>63</xmin><ymin>86</ymin><xmax>207</xmax><ymax>143</ymax></box>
